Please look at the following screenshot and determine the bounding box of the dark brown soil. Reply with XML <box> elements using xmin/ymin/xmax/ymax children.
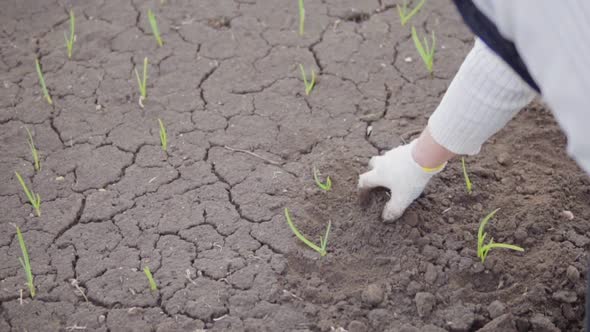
<box><xmin>0</xmin><ymin>0</ymin><xmax>587</xmax><ymax>331</ymax></box>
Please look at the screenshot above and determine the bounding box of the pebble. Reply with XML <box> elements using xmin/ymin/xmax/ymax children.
<box><xmin>405</xmin><ymin>211</ymin><xmax>419</xmax><ymax>226</ymax></box>
<box><xmin>561</xmin><ymin>210</ymin><xmax>574</xmax><ymax>220</ymax></box>
<box><xmin>415</xmin><ymin>292</ymin><xmax>436</xmax><ymax>317</ymax></box>
<box><xmin>514</xmin><ymin>228</ymin><xmax>528</xmax><ymax>241</ymax></box>
<box><xmin>478</xmin><ymin>314</ymin><xmax>517</xmax><ymax>332</ymax></box>
<box><xmin>552</xmin><ymin>290</ymin><xmax>577</xmax><ymax>303</ymax></box>
<box><xmin>347</xmin><ymin>320</ymin><xmax>367</xmax><ymax>332</ymax></box>
<box><xmin>422</xmin><ymin>324</ymin><xmax>448</xmax><ymax>332</ymax></box>
<box><xmin>487</xmin><ymin>300</ymin><xmax>506</xmax><ymax>319</ymax></box>
<box><xmin>367</xmin><ymin>309</ymin><xmax>391</xmax><ymax>329</ymax></box>
<box><xmin>406</xmin><ymin>281</ymin><xmax>422</xmax><ymax>296</ymax></box>
<box><xmin>566</xmin><ymin>230</ymin><xmax>590</xmax><ymax>247</ymax></box>
<box><xmin>529</xmin><ymin>314</ymin><xmax>560</xmax><ymax>332</ymax></box>
<box><xmin>404</xmin><ymin>57</ymin><xmax>413</xmax><ymax>62</ymax></box>
<box><xmin>362</xmin><ymin>283</ymin><xmax>384</xmax><ymax>307</ymax></box>
<box><xmin>473</xmin><ymin>203</ymin><xmax>483</xmax><ymax>212</ymax></box>
<box><xmin>472</xmin><ymin>262</ymin><xmax>485</xmax><ymax>273</ymax></box>
<box><xmin>566</xmin><ymin>265</ymin><xmax>580</xmax><ymax>283</ymax></box>
<box><xmin>496</xmin><ymin>152</ymin><xmax>511</xmax><ymax>166</ymax></box>
<box><xmin>424</xmin><ymin>264</ymin><xmax>437</xmax><ymax>284</ymax></box>
<box><xmin>399</xmin><ymin>324</ymin><xmax>419</xmax><ymax>332</ymax></box>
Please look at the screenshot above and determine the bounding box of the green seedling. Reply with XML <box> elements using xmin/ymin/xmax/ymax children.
<box><xmin>313</xmin><ymin>167</ymin><xmax>332</xmax><ymax>191</ymax></box>
<box><xmin>397</xmin><ymin>0</ymin><xmax>426</xmax><ymax>26</ymax></box>
<box><xmin>15</xmin><ymin>172</ymin><xmax>41</xmax><ymax>217</ymax></box>
<box><xmin>25</xmin><ymin>128</ymin><xmax>40</xmax><ymax>172</ymax></box>
<box><xmin>14</xmin><ymin>224</ymin><xmax>35</xmax><ymax>298</ymax></box>
<box><xmin>35</xmin><ymin>58</ymin><xmax>52</xmax><ymax>105</ymax></box>
<box><xmin>477</xmin><ymin>209</ymin><xmax>524</xmax><ymax>263</ymax></box>
<box><xmin>411</xmin><ymin>26</ymin><xmax>436</xmax><ymax>74</ymax></box>
<box><xmin>143</xmin><ymin>266</ymin><xmax>158</xmax><ymax>291</ymax></box>
<box><xmin>64</xmin><ymin>10</ymin><xmax>75</xmax><ymax>59</ymax></box>
<box><xmin>299</xmin><ymin>64</ymin><xmax>316</xmax><ymax>95</ymax></box>
<box><xmin>158</xmin><ymin>118</ymin><xmax>167</xmax><ymax>152</ymax></box>
<box><xmin>461</xmin><ymin>157</ymin><xmax>472</xmax><ymax>194</ymax></box>
<box><xmin>135</xmin><ymin>57</ymin><xmax>148</xmax><ymax>106</ymax></box>
<box><xmin>298</xmin><ymin>0</ymin><xmax>305</xmax><ymax>36</ymax></box>
<box><xmin>284</xmin><ymin>208</ymin><xmax>331</xmax><ymax>257</ymax></box>
<box><xmin>148</xmin><ymin>9</ymin><xmax>163</xmax><ymax>47</ymax></box>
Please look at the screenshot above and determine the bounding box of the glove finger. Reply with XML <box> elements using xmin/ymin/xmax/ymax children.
<box><xmin>358</xmin><ymin>169</ymin><xmax>383</xmax><ymax>190</ymax></box>
<box><xmin>382</xmin><ymin>196</ymin><xmax>407</xmax><ymax>222</ymax></box>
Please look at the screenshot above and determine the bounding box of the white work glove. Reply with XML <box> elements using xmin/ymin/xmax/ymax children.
<box><xmin>358</xmin><ymin>141</ymin><xmax>444</xmax><ymax>221</ymax></box>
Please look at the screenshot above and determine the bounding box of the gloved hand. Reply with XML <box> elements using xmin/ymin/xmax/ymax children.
<box><xmin>358</xmin><ymin>140</ymin><xmax>445</xmax><ymax>221</ymax></box>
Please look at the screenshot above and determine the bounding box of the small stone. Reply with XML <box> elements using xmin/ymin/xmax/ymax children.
<box><xmin>566</xmin><ymin>265</ymin><xmax>580</xmax><ymax>283</ymax></box>
<box><xmin>478</xmin><ymin>314</ymin><xmax>517</xmax><ymax>332</ymax></box>
<box><xmin>405</xmin><ymin>211</ymin><xmax>419</xmax><ymax>226</ymax></box>
<box><xmin>347</xmin><ymin>320</ymin><xmax>367</xmax><ymax>332</ymax></box>
<box><xmin>399</xmin><ymin>324</ymin><xmax>419</xmax><ymax>332</ymax></box>
<box><xmin>566</xmin><ymin>230</ymin><xmax>590</xmax><ymax>247</ymax></box>
<box><xmin>98</xmin><ymin>188</ymin><xmax>107</xmax><ymax>192</ymax></box>
<box><xmin>55</xmin><ymin>176</ymin><xmax>65</xmax><ymax>181</ymax></box>
<box><xmin>529</xmin><ymin>314</ymin><xmax>560</xmax><ymax>332</ymax></box>
<box><xmin>367</xmin><ymin>308</ymin><xmax>391</xmax><ymax>330</ymax></box>
<box><xmin>487</xmin><ymin>300</ymin><xmax>506</xmax><ymax>319</ymax></box>
<box><xmin>415</xmin><ymin>292</ymin><xmax>436</xmax><ymax>317</ymax></box>
<box><xmin>366</xmin><ymin>125</ymin><xmax>373</xmax><ymax>137</ymax></box>
<box><xmin>98</xmin><ymin>315</ymin><xmax>106</xmax><ymax>323</ymax></box>
<box><xmin>422</xmin><ymin>245</ymin><xmax>439</xmax><ymax>260</ymax></box>
<box><xmin>406</xmin><ymin>281</ymin><xmax>422</xmax><ymax>296</ymax></box>
<box><xmin>422</xmin><ymin>325</ymin><xmax>448</xmax><ymax>332</ymax></box>
<box><xmin>561</xmin><ymin>210</ymin><xmax>574</xmax><ymax>220</ymax></box>
<box><xmin>444</xmin><ymin>304</ymin><xmax>476</xmax><ymax>331</ymax></box>
<box><xmin>472</xmin><ymin>262</ymin><xmax>485</xmax><ymax>273</ymax></box>
<box><xmin>473</xmin><ymin>203</ymin><xmax>483</xmax><ymax>212</ymax></box>
<box><xmin>404</xmin><ymin>57</ymin><xmax>413</xmax><ymax>62</ymax></box>
<box><xmin>552</xmin><ymin>290</ymin><xmax>577</xmax><ymax>303</ymax></box>
<box><xmin>96</xmin><ymin>104</ymin><xmax>102</xmax><ymax>110</ymax></box>
<box><xmin>362</xmin><ymin>283</ymin><xmax>384</xmax><ymax>307</ymax></box>
<box><xmin>496</xmin><ymin>152</ymin><xmax>511</xmax><ymax>166</ymax></box>
<box><xmin>424</xmin><ymin>264</ymin><xmax>437</xmax><ymax>284</ymax></box>
<box><xmin>514</xmin><ymin>228</ymin><xmax>527</xmax><ymax>241</ymax></box>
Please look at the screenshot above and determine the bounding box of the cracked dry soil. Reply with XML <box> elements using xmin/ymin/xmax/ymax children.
<box><xmin>0</xmin><ymin>0</ymin><xmax>589</xmax><ymax>331</ymax></box>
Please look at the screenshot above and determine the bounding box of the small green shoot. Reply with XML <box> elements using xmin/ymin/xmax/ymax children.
<box><xmin>313</xmin><ymin>167</ymin><xmax>332</xmax><ymax>191</ymax></box>
<box><xmin>25</xmin><ymin>128</ymin><xmax>40</xmax><ymax>172</ymax></box>
<box><xmin>477</xmin><ymin>209</ymin><xmax>524</xmax><ymax>263</ymax></box>
<box><xmin>64</xmin><ymin>10</ymin><xmax>75</xmax><ymax>59</ymax></box>
<box><xmin>15</xmin><ymin>172</ymin><xmax>41</xmax><ymax>217</ymax></box>
<box><xmin>158</xmin><ymin>118</ymin><xmax>167</xmax><ymax>152</ymax></box>
<box><xmin>461</xmin><ymin>157</ymin><xmax>472</xmax><ymax>194</ymax></box>
<box><xmin>299</xmin><ymin>64</ymin><xmax>316</xmax><ymax>95</ymax></box>
<box><xmin>143</xmin><ymin>266</ymin><xmax>158</xmax><ymax>291</ymax></box>
<box><xmin>411</xmin><ymin>26</ymin><xmax>435</xmax><ymax>74</ymax></box>
<box><xmin>35</xmin><ymin>58</ymin><xmax>52</xmax><ymax>105</ymax></box>
<box><xmin>298</xmin><ymin>0</ymin><xmax>305</xmax><ymax>36</ymax></box>
<box><xmin>397</xmin><ymin>0</ymin><xmax>426</xmax><ymax>26</ymax></box>
<box><xmin>14</xmin><ymin>224</ymin><xmax>35</xmax><ymax>298</ymax></box>
<box><xmin>284</xmin><ymin>208</ymin><xmax>331</xmax><ymax>257</ymax></box>
<box><xmin>135</xmin><ymin>57</ymin><xmax>148</xmax><ymax>106</ymax></box>
<box><xmin>148</xmin><ymin>9</ymin><xmax>163</xmax><ymax>47</ymax></box>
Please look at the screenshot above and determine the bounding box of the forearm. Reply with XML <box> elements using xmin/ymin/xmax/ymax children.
<box><xmin>412</xmin><ymin>38</ymin><xmax>537</xmax><ymax>168</ymax></box>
